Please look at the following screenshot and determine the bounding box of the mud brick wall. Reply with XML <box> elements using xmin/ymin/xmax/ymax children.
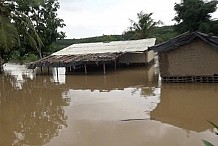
<box><xmin>159</xmin><ymin>38</ymin><xmax>218</xmax><ymax>77</ymax></box>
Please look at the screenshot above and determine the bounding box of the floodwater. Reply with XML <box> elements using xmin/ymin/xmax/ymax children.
<box><xmin>0</xmin><ymin>63</ymin><xmax>218</xmax><ymax>146</ymax></box>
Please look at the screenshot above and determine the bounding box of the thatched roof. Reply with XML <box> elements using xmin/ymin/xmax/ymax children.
<box><xmin>28</xmin><ymin>38</ymin><xmax>156</xmax><ymax>69</ymax></box>
<box><xmin>149</xmin><ymin>32</ymin><xmax>218</xmax><ymax>53</ymax></box>
<box><xmin>28</xmin><ymin>53</ymin><xmax>123</xmax><ymax>69</ymax></box>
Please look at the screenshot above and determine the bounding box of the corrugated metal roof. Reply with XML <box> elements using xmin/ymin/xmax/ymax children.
<box><xmin>53</xmin><ymin>38</ymin><xmax>156</xmax><ymax>55</ymax></box>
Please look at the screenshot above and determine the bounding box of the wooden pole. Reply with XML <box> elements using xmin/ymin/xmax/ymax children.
<box><xmin>84</xmin><ymin>64</ymin><xmax>87</xmax><ymax>75</ymax></box>
<box><xmin>103</xmin><ymin>63</ymin><xmax>106</xmax><ymax>74</ymax></box>
<box><xmin>145</xmin><ymin>51</ymin><xmax>148</xmax><ymax>67</ymax></box>
<box><xmin>47</xmin><ymin>67</ymin><xmax>49</xmax><ymax>75</ymax></box>
<box><xmin>56</xmin><ymin>67</ymin><xmax>59</xmax><ymax>82</ymax></box>
<box><xmin>114</xmin><ymin>60</ymin><xmax>117</xmax><ymax>70</ymax></box>
<box><xmin>41</xmin><ymin>67</ymin><xmax>43</xmax><ymax>74</ymax></box>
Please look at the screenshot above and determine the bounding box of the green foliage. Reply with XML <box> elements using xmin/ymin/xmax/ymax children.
<box><xmin>174</xmin><ymin>0</ymin><xmax>218</xmax><ymax>34</ymax></box>
<box><xmin>208</xmin><ymin>121</ymin><xmax>218</xmax><ymax>134</ymax></box>
<box><xmin>203</xmin><ymin>121</ymin><xmax>218</xmax><ymax>146</ymax></box>
<box><xmin>0</xmin><ymin>0</ymin><xmax>44</xmax><ymax>62</ymax></box>
<box><xmin>16</xmin><ymin>0</ymin><xmax>66</xmax><ymax>56</ymax></box>
<box><xmin>12</xmin><ymin>11</ymin><xmax>43</xmax><ymax>58</ymax></box>
<box><xmin>8</xmin><ymin>49</ymin><xmax>39</xmax><ymax>63</ymax></box>
<box><xmin>0</xmin><ymin>0</ymin><xmax>65</xmax><ymax>64</ymax></box>
<box><xmin>148</xmin><ymin>26</ymin><xmax>178</xmax><ymax>44</ymax></box>
<box><xmin>0</xmin><ymin>15</ymin><xmax>19</xmax><ymax>52</ymax></box>
<box><xmin>123</xmin><ymin>11</ymin><xmax>163</xmax><ymax>40</ymax></box>
<box><xmin>203</xmin><ymin>140</ymin><xmax>215</xmax><ymax>146</ymax></box>
<box><xmin>22</xmin><ymin>53</ymin><xmax>38</xmax><ymax>63</ymax></box>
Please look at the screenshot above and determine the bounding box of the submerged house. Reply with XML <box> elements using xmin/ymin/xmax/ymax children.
<box><xmin>28</xmin><ymin>38</ymin><xmax>156</xmax><ymax>74</ymax></box>
<box><xmin>150</xmin><ymin>32</ymin><xmax>218</xmax><ymax>83</ymax></box>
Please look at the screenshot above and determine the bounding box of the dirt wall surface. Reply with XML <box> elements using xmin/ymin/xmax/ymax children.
<box><xmin>147</xmin><ymin>50</ymin><xmax>154</xmax><ymax>63</ymax></box>
<box><xmin>118</xmin><ymin>53</ymin><xmax>146</xmax><ymax>64</ymax></box>
<box><xmin>159</xmin><ymin>38</ymin><xmax>218</xmax><ymax>77</ymax></box>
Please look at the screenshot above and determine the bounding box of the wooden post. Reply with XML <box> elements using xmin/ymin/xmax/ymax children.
<box><xmin>47</xmin><ymin>67</ymin><xmax>50</xmax><ymax>75</ymax></box>
<box><xmin>114</xmin><ymin>60</ymin><xmax>117</xmax><ymax>70</ymax></box>
<box><xmin>84</xmin><ymin>64</ymin><xmax>87</xmax><ymax>75</ymax></box>
<box><xmin>103</xmin><ymin>63</ymin><xmax>106</xmax><ymax>75</ymax></box>
<box><xmin>145</xmin><ymin>51</ymin><xmax>148</xmax><ymax>67</ymax></box>
<box><xmin>41</xmin><ymin>67</ymin><xmax>43</xmax><ymax>74</ymax></box>
<box><xmin>56</xmin><ymin>67</ymin><xmax>59</xmax><ymax>82</ymax></box>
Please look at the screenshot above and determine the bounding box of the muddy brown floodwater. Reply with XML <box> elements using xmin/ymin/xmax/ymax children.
<box><xmin>0</xmin><ymin>63</ymin><xmax>218</xmax><ymax>146</ymax></box>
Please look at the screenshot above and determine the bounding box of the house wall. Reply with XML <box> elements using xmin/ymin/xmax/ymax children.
<box><xmin>159</xmin><ymin>38</ymin><xmax>218</xmax><ymax>77</ymax></box>
<box><xmin>118</xmin><ymin>51</ymin><xmax>154</xmax><ymax>64</ymax></box>
<box><xmin>118</xmin><ymin>52</ymin><xmax>146</xmax><ymax>64</ymax></box>
<box><xmin>147</xmin><ymin>50</ymin><xmax>155</xmax><ymax>63</ymax></box>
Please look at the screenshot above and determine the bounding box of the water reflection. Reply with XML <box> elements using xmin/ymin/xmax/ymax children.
<box><xmin>3</xmin><ymin>63</ymin><xmax>36</xmax><ymax>89</ymax></box>
<box><xmin>64</xmin><ymin>67</ymin><xmax>158</xmax><ymax>91</ymax></box>
<box><xmin>0</xmin><ymin>64</ymin><xmax>160</xmax><ymax>146</ymax></box>
<box><xmin>151</xmin><ymin>84</ymin><xmax>218</xmax><ymax>132</ymax></box>
<box><xmin>0</xmin><ymin>75</ymin><xmax>70</xmax><ymax>146</ymax></box>
<box><xmin>51</xmin><ymin>67</ymin><xmax>66</xmax><ymax>84</ymax></box>
<box><xmin>1</xmin><ymin>63</ymin><xmax>218</xmax><ymax>146</ymax></box>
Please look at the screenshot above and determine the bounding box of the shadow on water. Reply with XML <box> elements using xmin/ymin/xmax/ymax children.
<box><xmin>64</xmin><ymin>66</ymin><xmax>159</xmax><ymax>91</ymax></box>
<box><xmin>151</xmin><ymin>83</ymin><xmax>218</xmax><ymax>132</ymax></box>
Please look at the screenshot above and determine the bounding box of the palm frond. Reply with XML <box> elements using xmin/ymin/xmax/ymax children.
<box><xmin>202</xmin><ymin>140</ymin><xmax>214</xmax><ymax>146</ymax></box>
<box><xmin>12</xmin><ymin>11</ymin><xmax>43</xmax><ymax>57</ymax></box>
<box><xmin>0</xmin><ymin>15</ymin><xmax>19</xmax><ymax>51</ymax></box>
<box><xmin>208</xmin><ymin>121</ymin><xmax>218</xmax><ymax>130</ymax></box>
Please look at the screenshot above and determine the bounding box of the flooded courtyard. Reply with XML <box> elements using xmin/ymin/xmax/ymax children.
<box><xmin>0</xmin><ymin>64</ymin><xmax>218</xmax><ymax>146</ymax></box>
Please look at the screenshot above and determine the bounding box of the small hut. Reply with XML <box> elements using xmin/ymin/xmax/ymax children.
<box><xmin>150</xmin><ymin>32</ymin><xmax>218</xmax><ymax>83</ymax></box>
<box><xmin>28</xmin><ymin>38</ymin><xmax>156</xmax><ymax>74</ymax></box>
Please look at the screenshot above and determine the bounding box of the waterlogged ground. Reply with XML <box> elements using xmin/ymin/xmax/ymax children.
<box><xmin>0</xmin><ymin>63</ymin><xmax>218</xmax><ymax>146</ymax></box>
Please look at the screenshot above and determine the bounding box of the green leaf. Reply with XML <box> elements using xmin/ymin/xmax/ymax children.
<box><xmin>202</xmin><ymin>140</ymin><xmax>215</xmax><ymax>146</ymax></box>
<box><xmin>0</xmin><ymin>16</ymin><xmax>19</xmax><ymax>51</ymax></box>
<box><xmin>208</xmin><ymin>121</ymin><xmax>218</xmax><ymax>130</ymax></box>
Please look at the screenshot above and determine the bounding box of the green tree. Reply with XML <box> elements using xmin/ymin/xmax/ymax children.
<box><xmin>0</xmin><ymin>0</ymin><xmax>43</xmax><ymax>71</ymax></box>
<box><xmin>149</xmin><ymin>26</ymin><xmax>178</xmax><ymax>44</ymax></box>
<box><xmin>174</xmin><ymin>0</ymin><xmax>218</xmax><ymax>34</ymax></box>
<box><xmin>123</xmin><ymin>11</ymin><xmax>163</xmax><ymax>40</ymax></box>
<box><xmin>16</xmin><ymin>0</ymin><xmax>66</xmax><ymax>56</ymax></box>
